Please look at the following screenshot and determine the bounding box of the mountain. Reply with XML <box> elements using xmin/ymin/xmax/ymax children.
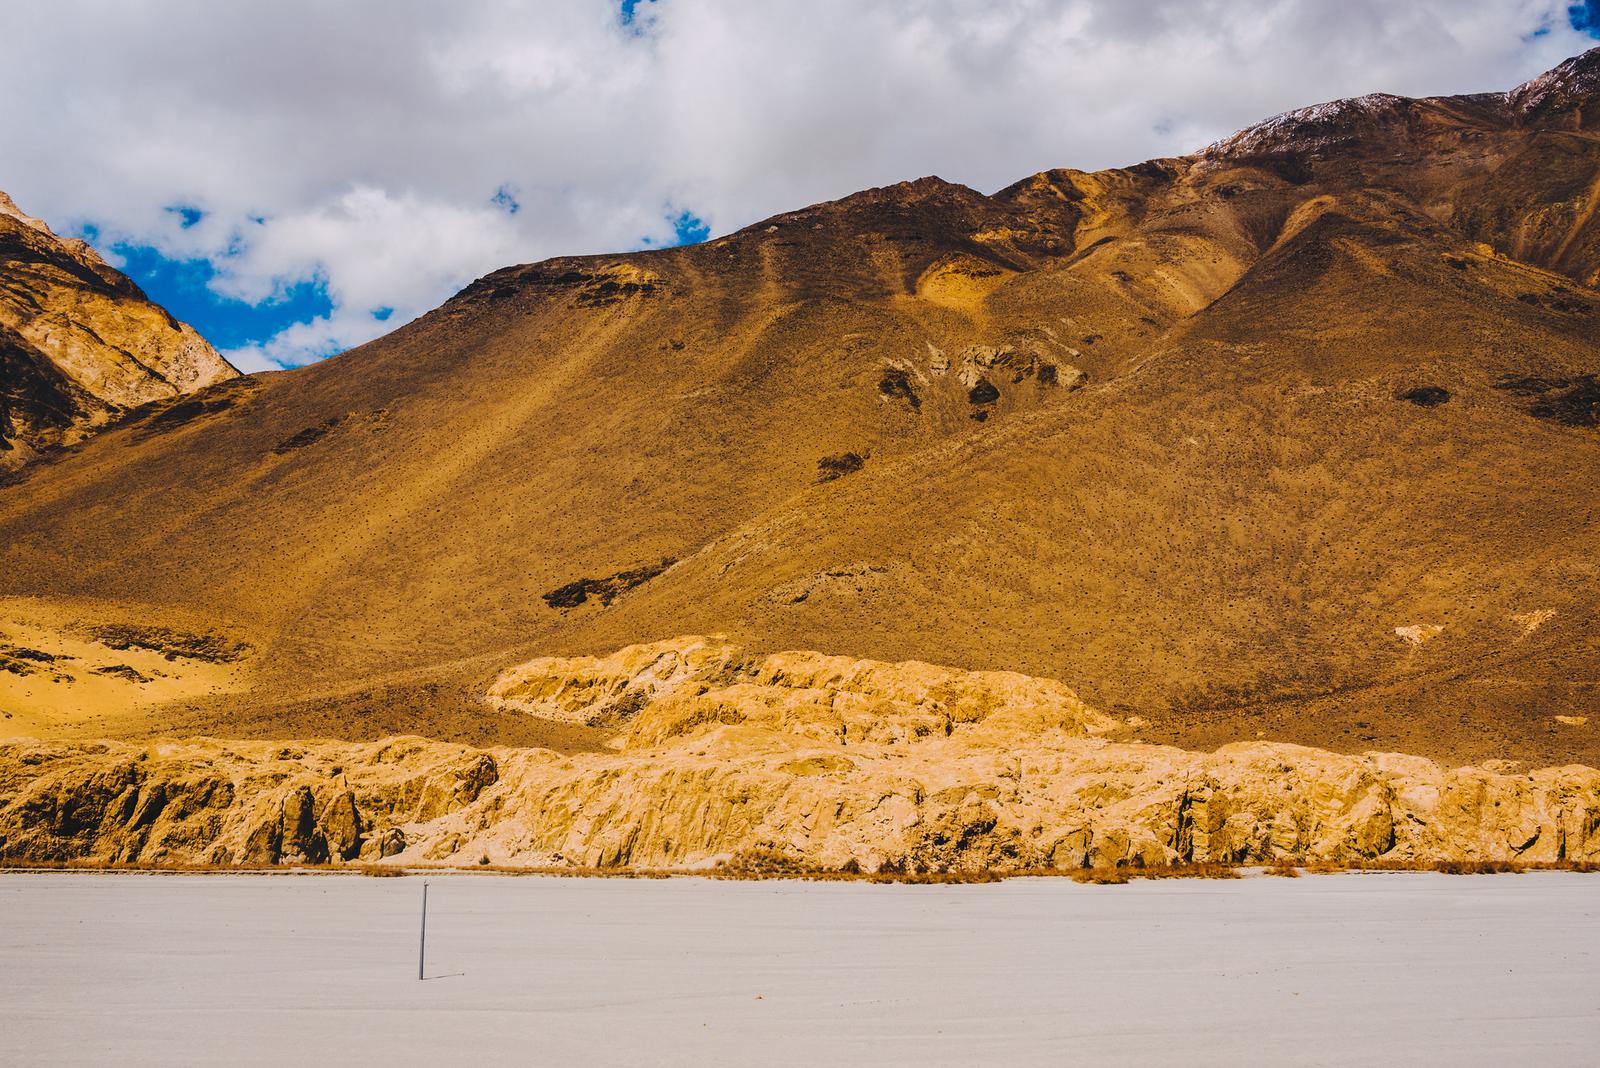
<box><xmin>3</xmin><ymin>46</ymin><xmax>1600</xmax><ymax>820</ymax></box>
<box><xmin>0</xmin><ymin>191</ymin><xmax>235</xmax><ymax>466</ymax></box>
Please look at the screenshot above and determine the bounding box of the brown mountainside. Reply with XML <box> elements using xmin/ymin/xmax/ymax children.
<box><xmin>4</xmin><ymin>52</ymin><xmax>1600</xmax><ymax>772</ymax></box>
<box><xmin>0</xmin><ymin>191</ymin><xmax>236</xmax><ymax>466</ymax></box>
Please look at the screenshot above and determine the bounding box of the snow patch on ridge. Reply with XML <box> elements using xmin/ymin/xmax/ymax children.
<box><xmin>1507</xmin><ymin>46</ymin><xmax>1600</xmax><ymax>114</ymax></box>
<box><xmin>1205</xmin><ymin>93</ymin><xmax>1411</xmax><ymax>159</ymax></box>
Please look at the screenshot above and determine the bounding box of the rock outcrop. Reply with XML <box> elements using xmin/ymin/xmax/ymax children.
<box><xmin>0</xmin><ymin>190</ymin><xmax>236</xmax><ymax>464</ymax></box>
<box><xmin>3</xmin><ymin>639</ymin><xmax>1596</xmax><ymax>871</ymax></box>
<box><xmin>486</xmin><ymin>636</ymin><xmax>1123</xmax><ymax>741</ymax></box>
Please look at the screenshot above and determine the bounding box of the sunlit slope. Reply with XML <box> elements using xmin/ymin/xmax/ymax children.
<box><xmin>3</xmin><ymin>53</ymin><xmax>1600</xmax><ymax>766</ymax></box>
<box><xmin>0</xmin><ymin>172</ymin><xmax>1230</xmax><ymax>692</ymax></box>
<box><xmin>570</xmin><ymin>195</ymin><xmax>1600</xmax><ymax>765</ymax></box>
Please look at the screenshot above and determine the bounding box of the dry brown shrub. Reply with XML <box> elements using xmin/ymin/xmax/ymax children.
<box><xmin>2</xmin><ymin>853</ymin><xmax>1595</xmax><ymax>881</ymax></box>
<box><xmin>715</xmin><ymin>846</ymin><xmax>810</xmax><ymax>878</ymax></box>
<box><xmin>1136</xmin><ymin>862</ymin><xmax>1240</xmax><ymax>880</ymax></box>
<box><xmin>865</xmin><ymin>869</ymin><xmax>1004</xmax><ymax>885</ymax></box>
<box><xmin>356</xmin><ymin>864</ymin><xmax>406</xmax><ymax>877</ymax></box>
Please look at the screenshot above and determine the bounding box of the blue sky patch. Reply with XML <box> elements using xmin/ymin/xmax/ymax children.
<box><xmin>89</xmin><ymin>234</ymin><xmax>333</xmax><ymax>353</ymax></box>
<box><xmin>167</xmin><ymin>204</ymin><xmax>204</xmax><ymax>228</ymax></box>
<box><xmin>1570</xmin><ymin>2</ymin><xmax>1600</xmax><ymax>36</ymax></box>
<box><xmin>619</xmin><ymin>0</ymin><xmax>656</xmax><ymax>28</ymax></box>
<box><xmin>640</xmin><ymin>209</ymin><xmax>710</xmax><ymax>249</ymax></box>
<box><xmin>492</xmin><ymin>184</ymin><xmax>520</xmax><ymax>214</ymax></box>
<box><xmin>671</xmin><ymin>211</ymin><xmax>710</xmax><ymax>245</ymax></box>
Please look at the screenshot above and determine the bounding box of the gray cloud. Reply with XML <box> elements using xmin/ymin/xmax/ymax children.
<box><xmin>0</xmin><ymin>0</ymin><xmax>1587</xmax><ymax>369</ymax></box>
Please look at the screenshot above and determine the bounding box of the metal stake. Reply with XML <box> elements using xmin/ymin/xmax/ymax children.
<box><xmin>418</xmin><ymin>881</ymin><xmax>428</xmax><ymax>981</ymax></box>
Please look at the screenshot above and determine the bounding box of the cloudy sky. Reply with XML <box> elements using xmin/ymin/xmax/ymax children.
<box><xmin>3</xmin><ymin>1</ymin><xmax>1597</xmax><ymax>372</ymax></box>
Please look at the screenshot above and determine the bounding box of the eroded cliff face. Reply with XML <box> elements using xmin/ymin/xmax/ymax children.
<box><xmin>0</xmin><ymin>191</ymin><xmax>236</xmax><ymax>463</ymax></box>
<box><xmin>3</xmin><ymin>639</ymin><xmax>1595</xmax><ymax>872</ymax></box>
<box><xmin>486</xmin><ymin>636</ymin><xmax>1124</xmax><ymax>742</ymax></box>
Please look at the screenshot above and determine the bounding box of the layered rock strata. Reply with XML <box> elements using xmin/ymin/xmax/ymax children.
<box><xmin>3</xmin><ymin>639</ymin><xmax>1595</xmax><ymax>871</ymax></box>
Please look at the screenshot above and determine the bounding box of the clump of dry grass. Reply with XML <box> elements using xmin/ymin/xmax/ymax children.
<box><xmin>1422</xmin><ymin>860</ymin><xmax>1525</xmax><ymax>876</ymax></box>
<box><xmin>865</xmin><ymin>869</ymin><xmax>1005</xmax><ymax>884</ymax></box>
<box><xmin>1350</xmin><ymin>858</ymin><xmax>1600</xmax><ymax>875</ymax></box>
<box><xmin>1057</xmin><ymin>861</ymin><xmax>1243</xmax><ymax>883</ymax></box>
<box><xmin>716</xmin><ymin>846</ymin><xmax>810</xmax><ymax>878</ymax></box>
<box><xmin>2</xmin><ymin>853</ymin><xmax>1596</xmax><ymax>880</ymax></box>
<box><xmin>1082</xmin><ymin>862</ymin><xmax>1241</xmax><ymax>883</ymax></box>
<box><xmin>1131</xmin><ymin>862</ymin><xmax>1241</xmax><ymax>880</ymax></box>
<box><xmin>1349</xmin><ymin>858</ymin><xmax>1526</xmax><ymax>875</ymax></box>
<box><xmin>356</xmin><ymin>863</ymin><xmax>406</xmax><ymax>877</ymax></box>
<box><xmin>1270</xmin><ymin>858</ymin><xmax>1600</xmax><ymax>876</ymax></box>
<box><xmin>0</xmin><ymin>857</ymin><xmax>272</xmax><ymax>874</ymax></box>
<box><xmin>708</xmin><ymin>851</ymin><xmax>1008</xmax><ymax>883</ymax></box>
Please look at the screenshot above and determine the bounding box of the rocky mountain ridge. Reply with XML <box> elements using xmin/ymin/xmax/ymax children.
<box><xmin>0</xmin><ymin>190</ymin><xmax>235</xmax><ymax>465</ymax></box>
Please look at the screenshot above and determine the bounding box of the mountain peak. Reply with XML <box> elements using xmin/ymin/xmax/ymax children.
<box><xmin>1507</xmin><ymin>46</ymin><xmax>1600</xmax><ymax>120</ymax></box>
<box><xmin>0</xmin><ymin>189</ymin><xmax>48</xmax><ymax>233</ymax></box>
<box><xmin>1204</xmin><ymin>92</ymin><xmax>1414</xmax><ymax>160</ymax></box>
<box><xmin>0</xmin><ymin>188</ymin><xmax>236</xmax><ymax>464</ymax></box>
<box><xmin>1201</xmin><ymin>49</ymin><xmax>1600</xmax><ymax>169</ymax></box>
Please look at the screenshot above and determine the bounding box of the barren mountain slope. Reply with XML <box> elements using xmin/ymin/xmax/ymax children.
<box><xmin>3</xmin><ymin>54</ymin><xmax>1600</xmax><ymax>769</ymax></box>
<box><xmin>0</xmin><ymin>191</ymin><xmax>236</xmax><ymax>465</ymax></box>
<box><xmin>576</xmin><ymin>192</ymin><xmax>1600</xmax><ymax>766</ymax></box>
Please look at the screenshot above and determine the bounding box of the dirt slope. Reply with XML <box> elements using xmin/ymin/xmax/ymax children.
<box><xmin>3</xmin><ymin>53</ymin><xmax>1600</xmax><ymax>768</ymax></box>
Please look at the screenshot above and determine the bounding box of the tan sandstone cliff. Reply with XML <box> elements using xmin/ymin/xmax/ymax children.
<box><xmin>3</xmin><ymin>639</ymin><xmax>1595</xmax><ymax>871</ymax></box>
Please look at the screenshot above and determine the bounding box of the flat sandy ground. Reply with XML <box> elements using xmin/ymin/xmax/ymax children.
<box><xmin>2</xmin><ymin>872</ymin><xmax>1596</xmax><ymax>1066</ymax></box>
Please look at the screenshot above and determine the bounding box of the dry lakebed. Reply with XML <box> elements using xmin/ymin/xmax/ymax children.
<box><xmin>1</xmin><ymin>870</ymin><xmax>1596</xmax><ymax>1066</ymax></box>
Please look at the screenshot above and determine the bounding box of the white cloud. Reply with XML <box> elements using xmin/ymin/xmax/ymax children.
<box><xmin>0</xmin><ymin>0</ymin><xmax>1590</xmax><ymax>368</ymax></box>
